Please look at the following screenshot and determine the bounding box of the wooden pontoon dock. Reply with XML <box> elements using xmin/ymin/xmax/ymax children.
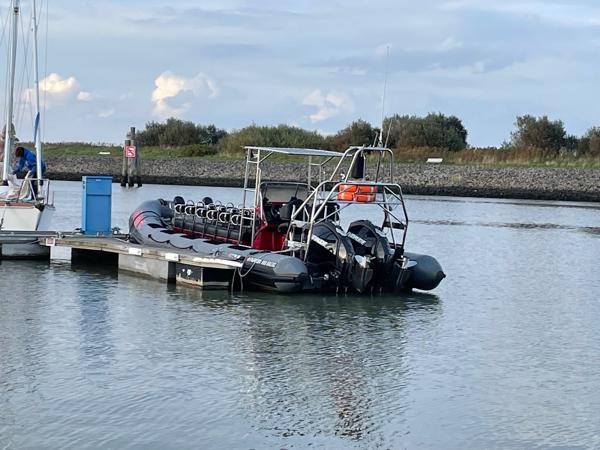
<box><xmin>0</xmin><ymin>231</ymin><xmax>241</xmax><ymax>289</ymax></box>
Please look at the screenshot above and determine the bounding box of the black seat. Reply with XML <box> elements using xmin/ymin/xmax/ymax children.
<box><xmin>279</xmin><ymin>197</ymin><xmax>303</xmax><ymax>221</ymax></box>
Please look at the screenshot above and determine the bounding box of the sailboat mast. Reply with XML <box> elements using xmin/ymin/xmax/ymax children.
<box><xmin>32</xmin><ymin>0</ymin><xmax>42</xmax><ymax>181</ymax></box>
<box><xmin>2</xmin><ymin>0</ymin><xmax>20</xmax><ymax>182</ymax></box>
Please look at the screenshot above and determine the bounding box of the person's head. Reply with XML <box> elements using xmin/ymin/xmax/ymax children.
<box><xmin>15</xmin><ymin>146</ymin><xmax>24</xmax><ymax>157</ymax></box>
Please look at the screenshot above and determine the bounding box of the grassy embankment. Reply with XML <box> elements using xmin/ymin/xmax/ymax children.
<box><xmin>40</xmin><ymin>142</ymin><xmax>600</xmax><ymax>169</ymax></box>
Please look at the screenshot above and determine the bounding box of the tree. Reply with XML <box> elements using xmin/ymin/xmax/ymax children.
<box><xmin>324</xmin><ymin>119</ymin><xmax>378</xmax><ymax>150</ymax></box>
<box><xmin>578</xmin><ymin>127</ymin><xmax>600</xmax><ymax>155</ymax></box>
<box><xmin>218</xmin><ymin>124</ymin><xmax>325</xmax><ymax>154</ymax></box>
<box><xmin>199</xmin><ymin>124</ymin><xmax>228</xmax><ymax>145</ymax></box>
<box><xmin>158</xmin><ymin>118</ymin><xmax>200</xmax><ymax>146</ymax></box>
<box><xmin>136</xmin><ymin>118</ymin><xmax>228</xmax><ymax>147</ymax></box>
<box><xmin>383</xmin><ymin>113</ymin><xmax>468</xmax><ymax>151</ymax></box>
<box><xmin>509</xmin><ymin>115</ymin><xmax>567</xmax><ymax>152</ymax></box>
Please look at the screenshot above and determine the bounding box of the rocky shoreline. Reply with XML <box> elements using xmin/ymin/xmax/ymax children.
<box><xmin>46</xmin><ymin>155</ymin><xmax>600</xmax><ymax>202</ymax></box>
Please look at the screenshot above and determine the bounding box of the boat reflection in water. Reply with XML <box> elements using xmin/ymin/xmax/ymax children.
<box><xmin>172</xmin><ymin>287</ymin><xmax>440</xmax><ymax>443</ymax></box>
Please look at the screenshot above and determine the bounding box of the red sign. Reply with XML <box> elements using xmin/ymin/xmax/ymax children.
<box><xmin>125</xmin><ymin>145</ymin><xmax>137</xmax><ymax>158</ymax></box>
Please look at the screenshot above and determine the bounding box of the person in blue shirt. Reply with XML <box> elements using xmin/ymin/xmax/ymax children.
<box><xmin>12</xmin><ymin>146</ymin><xmax>46</xmax><ymax>178</ymax></box>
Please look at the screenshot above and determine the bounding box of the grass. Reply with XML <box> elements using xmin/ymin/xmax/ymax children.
<box><xmin>391</xmin><ymin>146</ymin><xmax>600</xmax><ymax>169</ymax></box>
<box><xmin>39</xmin><ymin>142</ymin><xmax>219</xmax><ymax>159</ymax></box>
<box><xmin>34</xmin><ymin>142</ymin><xmax>600</xmax><ymax>169</ymax></box>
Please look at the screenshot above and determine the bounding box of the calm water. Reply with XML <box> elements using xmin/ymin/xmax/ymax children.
<box><xmin>1</xmin><ymin>181</ymin><xmax>599</xmax><ymax>449</ymax></box>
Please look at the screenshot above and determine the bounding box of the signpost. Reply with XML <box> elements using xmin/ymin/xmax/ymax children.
<box><xmin>125</xmin><ymin>145</ymin><xmax>137</xmax><ymax>158</ymax></box>
<box><xmin>121</xmin><ymin>127</ymin><xmax>142</xmax><ymax>187</ymax></box>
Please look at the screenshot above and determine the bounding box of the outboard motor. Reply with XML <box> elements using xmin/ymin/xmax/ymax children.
<box><xmin>305</xmin><ymin>220</ymin><xmax>359</xmax><ymax>292</ymax></box>
<box><xmin>347</xmin><ymin>220</ymin><xmax>395</xmax><ymax>291</ymax></box>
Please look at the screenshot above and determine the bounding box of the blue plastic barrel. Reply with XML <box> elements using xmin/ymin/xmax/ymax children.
<box><xmin>81</xmin><ymin>176</ymin><xmax>112</xmax><ymax>235</ymax></box>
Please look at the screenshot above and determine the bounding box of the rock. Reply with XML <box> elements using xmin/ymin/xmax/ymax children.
<box><xmin>45</xmin><ymin>156</ymin><xmax>600</xmax><ymax>202</ymax></box>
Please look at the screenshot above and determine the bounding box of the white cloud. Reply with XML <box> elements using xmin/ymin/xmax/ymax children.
<box><xmin>39</xmin><ymin>73</ymin><xmax>79</xmax><ymax>98</ymax></box>
<box><xmin>151</xmin><ymin>71</ymin><xmax>219</xmax><ymax>118</ymax></box>
<box><xmin>77</xmin><ymin>91</ymin><xmax>93</xmax><ymax>101</ymax></box>
<box><xmin>442</xmin><ymin>0</ymin><xmax>600</xmax><ymax>27</ymax></box>
<box><xmin>98</xmin><ymin>108</ymin><xmax>115</xmax><ymax>118</ymax></box>
<box><xmin>439</xmin><ymin>36</ymin><xmax>462</xmax><ymax>51</ymax></box>
<box><xmin>23</xmin><ymin>73</ymin><xmax>81</xmax><ymax>106</ymax></box>
<box><xmin>302</xmin><ymin>89</ymin><xmax>354</xmax><ymax>122</ymax></box>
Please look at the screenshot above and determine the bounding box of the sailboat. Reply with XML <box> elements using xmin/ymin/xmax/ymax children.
<box><xmin>0</xmin><ymin>0</ymin><xmax>54</xmax><ymax>258</ymax></box>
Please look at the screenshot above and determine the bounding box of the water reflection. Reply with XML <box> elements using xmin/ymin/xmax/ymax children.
<box><xmin>72</xmin><ymin>264</ymin><xmax>117</xmax><ymax>375</ymax></box>
<box><xmin>166</xmin><ymin>287</ymin><xmax>440</xmax><ymax>444</ymax></box>
<box><xmin>228</xmin><ymin>292</ymin><xmax>439</xmax><ymax>443</ymax></box>
<box><xmin>414</xmin><ymin>219</ymin><xmax>600</xmax><ymax>236</ymax></box>
<box><xmin>581</xmin><ymin>226</ymin><xmax>600</xmax><ymax>236</ymax></box>
<box><xmin>410</xmin><ymin>196</ymin><xmax>600</xmax><ymax>211</ymax></box>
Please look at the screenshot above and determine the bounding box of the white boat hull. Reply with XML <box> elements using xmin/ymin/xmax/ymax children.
<box><xmin>0</xmin><ymin>203</ymin><xmax>55</xmax><ymax>258</ymax></box>
<box><xmin>1</xmin><ymin>203</ymin><xmax>42</xmax><ymax>230</ymax></box>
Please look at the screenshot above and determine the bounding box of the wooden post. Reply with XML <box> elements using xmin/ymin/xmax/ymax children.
<box><xmin>121</xmin><ymin>136</ymin><xmax>129</xmax><ymax>187</ymax></box>
<box><xmin>121</xmin><ymin>127</ymin><xmax>142</xmax><ymax>188</ymax></box>
<box><xmin>130</xmin><ymin>127</ymin><xmax>142</xmax><ymax>187</ymax></box>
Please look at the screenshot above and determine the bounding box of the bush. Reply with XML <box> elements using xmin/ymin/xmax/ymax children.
<box><xmin>324</xmin><ymin>119</ymin><xmax>379</xmax><ymax>150</ymax></box>
<box><xmin>579</xmin><ymin>127</ymin><xmax>600</xmax><ymax>156</ymax></box>
<box><xmin>509</xmin><ymin>115</ymin><xmax>567</xmax><ymax>152</ymax></box>
<box><xmin>136</xmin><ymin>118</ymin><xmax>228</xmax><ymax>147</ymax></box>
<box><xmin>218</xmin><ymin>124</ymin><xmax>325</xmax><ymax>155</ymax></box>
<box><xmin>384</xmin><ymin>113</ymin><xmax>468</xmax><ymax>151</ymax></box>
<box><xmin>173</xmin><ymin>145</ymin><xmax>218</xmax><ymax>157</ymax></box>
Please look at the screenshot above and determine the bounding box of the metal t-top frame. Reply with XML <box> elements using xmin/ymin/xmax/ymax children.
<box><xmin>239</xmin><ymin>145</ymin><xmax>409</xmax><ymax>257</ymax></box>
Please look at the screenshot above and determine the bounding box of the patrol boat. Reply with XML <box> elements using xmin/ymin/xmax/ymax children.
<box><xmin>129</xmin><ymin>145</ymin><xmax>445</xmax><ymax>293</ymax></box>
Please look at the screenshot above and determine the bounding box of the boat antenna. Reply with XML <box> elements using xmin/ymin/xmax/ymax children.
<box><xmin>377</xmin><ymin>45</ymin><xmax>389</xmax><ymax>148</ymax></box>
<box><xmin>384</xmin><ymin>119</ymin><xmax>394</xmax><ymax>149</ymax></box>
<box><xmin>2</xmin><ymin>0</ymin><xmax>20</xmax><ymax>184</ymax></box>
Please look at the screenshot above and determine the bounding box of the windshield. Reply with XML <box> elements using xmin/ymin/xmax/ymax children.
<box><xmin>260</xmin><ymin>183</ymin><xmax>311</xmax><ymax>203</ymax></box>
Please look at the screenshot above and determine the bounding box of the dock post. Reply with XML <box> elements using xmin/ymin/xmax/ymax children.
<box><xmin>122</xmin><ymin>127</ymin><xmax>142</xmax><ymax>188</ymax></box>
<box><xmin>121</xmin><ymin>137</ymin><xmax>129</xmax><ymax>187</ymax></box>
<box><xmin>130</xmin><ymin>127</ymin><xmax>142</xmax><ymax>187</ymax></box>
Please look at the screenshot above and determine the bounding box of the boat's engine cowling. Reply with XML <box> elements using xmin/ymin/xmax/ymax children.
<box><xmin>347</xmin><ymin>220</ymin><xmax>395</xmax><ymax>291</ymax></box>
<box><xmin>305</xmin><ymin>220</ymin><xmax>359</xmax><ymax>291</ymax></box>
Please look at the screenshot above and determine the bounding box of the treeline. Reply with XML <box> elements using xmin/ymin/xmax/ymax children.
<box><xmin>137</xmin><ymin>118</ymin><xmax>227</xmax><ymax>147</ymax></box>
<box><xmin>135</xmin><ymin>114</ymin><xmax>600</xmax><ymax>157</ymax></box>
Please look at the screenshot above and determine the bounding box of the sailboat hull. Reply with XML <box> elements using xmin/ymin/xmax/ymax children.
<box><xmin>1</xmin><ymin>203</ymin><xmax>43</xmax><ymax>230</ymax></box>
<box><xmin>0</xmin><ymin>203</ymin><xmax>54</xmax><ymax>258</ymax></box>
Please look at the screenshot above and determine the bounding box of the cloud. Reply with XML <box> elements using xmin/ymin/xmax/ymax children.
<box><xmin>98</xmin><ymin>108</ymin><xmax>115</xmax><ymax>118</ymax></box>
<box><xmin>442</xmin><ymin>0</ymin><xmax>600</xmax><ymax>27</ymax></box>
<box><xmin>302</xmin><ymin>89</ymin><xmax>354</xmax><ymax>122</ymax></box>
<box><xmin>439</xmin><ymin>37</ymin><xmax>463</xmax><ymax>51</ymax></box>
<box><xmin>40</xmin><ymin>73</ymin><xmax>79</xmax><ymax>97</ymax></box>
<box><xmin>23</xmin><ymin>73</ymin><xmax>94</xmax><ymax>108</ymax></box>
<box><xmin>151</xmin><ymin>71</ymin><xmax>219</xmax><ymax>118</ymax></box>
<box><xmin>77</xmin><ymin>91</ymin><xmax>93</xmax><ymax>101</ymax></box>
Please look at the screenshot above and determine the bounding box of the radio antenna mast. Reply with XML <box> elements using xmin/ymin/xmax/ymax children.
<box><xmin>377</xmin><ymin>45</ymin><xmax>390</xmax><ymax>148</ymax></box>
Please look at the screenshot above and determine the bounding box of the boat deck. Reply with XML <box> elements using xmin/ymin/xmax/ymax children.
<box><xmin>0</xmin><ymin>232</ymin><xmax>241</xmax><ymax>289</ymax></box>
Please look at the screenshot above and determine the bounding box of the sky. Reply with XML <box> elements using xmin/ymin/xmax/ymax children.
<box><xmin>1</xmin><ymin>0</ymin><xmax>600</xmax><ymax>146</ymax></box>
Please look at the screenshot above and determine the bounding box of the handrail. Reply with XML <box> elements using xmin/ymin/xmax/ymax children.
<box><xmin>239</xmin><ymin>144</ymin><xmax>401</xmax><ymax>248</ymax></box>
<box><xmin>286</xmin><ymin>179</ymin><xmax>409</xmax><ymax>261</ymax></box>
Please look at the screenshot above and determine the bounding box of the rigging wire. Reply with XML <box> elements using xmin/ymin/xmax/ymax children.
<box><xmin>1</xmin><ymin>1</ymin><xmax>14</xmax><ymax>131</ymax></box>
<box><xmin>0</xmin><ymin>2</ymin><xmax>12</xmax><ymax>49</ymax></box>
<box><xmin>15</xmin><ymin>2</ymin><xmax>33</xmax><ymax>139</ymax></box>
<box><xmin>42</xmin><ymin>0</ymin><xmax>47</xmax><ymax>144</ymax></box>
